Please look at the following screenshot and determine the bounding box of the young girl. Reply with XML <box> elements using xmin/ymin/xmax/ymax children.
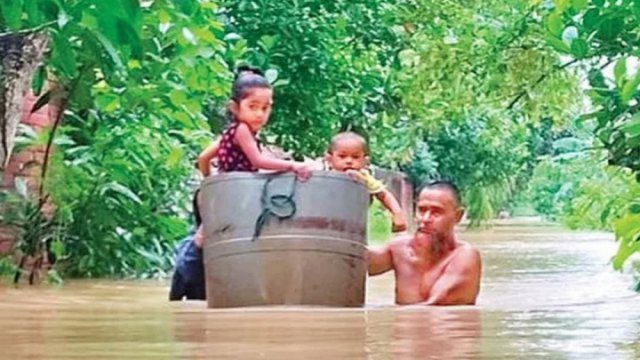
<box><xmin>198</xmin><ymin>66</ymin><xmax>311</xmax><ymax>179</ymax></box>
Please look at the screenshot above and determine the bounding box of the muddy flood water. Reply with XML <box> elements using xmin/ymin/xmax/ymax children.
<box><xmin>1</xmin><ymin>224</ymin><xmax>639</xmax><ymax>359</ymax></box>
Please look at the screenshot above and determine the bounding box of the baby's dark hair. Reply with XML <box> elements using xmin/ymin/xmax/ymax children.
<box><xmin>328</xmin><ymin>131</ymin><xmax>369</xmax><ymax>154</ymax></box>
<box><xmin>231</xmin><ymin>65</ymin><xmax>271</xmax><ymax>102</ymax></box>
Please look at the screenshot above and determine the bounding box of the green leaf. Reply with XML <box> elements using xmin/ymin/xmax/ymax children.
<box><xmin>621</xmin><ymin>71</ymin><xmax>640</xmax><ymax>103</ymax></box>
<box><xmin>583</xmin><ymin>8</ymin><xmax>601</xmax><ymax>29</ymax></box>
<box><xmin>598</xmin><ymin>16</ymin><xmax>624</xmax><ymax>40</ymax></box>
<box><xmin>50</xmin><ymin>239</ymin><xmax>65</xmax><ymax>260</ymax></box>
<box><xmin>547</xmin><ymin>12</ymin><xmax>564</xmax><ymax>36</ymax></box>
<box><xmin>554</xmin><ymin>0</ymin><xmax>570</xmax><ymax>11</ymax></box>
<box><xmin>95</xmin><ymin>93</ymin><xmax>120</xmax><ymax>113</ymax></box>
<box><xmin>258</xmin><ymin>35</ymin><xmax>278</xmax><ymax>52</ymax></box>
<box><xmin>613</xmin><ymin>238</ymin><xmax>640</xmax><ymax>270</ymax></box>
<box><xmin>634</xmin><ymin>0</ymin><xmax>640</xmax><ymax>22</ymax></box>
<box><xmin>621</xmin><ymin>113</ymin><xmax>640</xmax><ymax>138</ymax></box>
<box><xmin>593</xmin><ymin>0</ymin><xmax>605</xmax><ymax>6</ymax></box>
<box><xmin>273</xmin><ymin>79</ymin><xmax>290</xmax><ymax>87</ymax></box>
<box><xmin>0</xmin><ymin>0</ymin><xmax>23</xmax><ymax>30</ymax></box>
<box><xmin>115</xmin><ymin>19</ymin><xmax>143</xmax><ymax>59</ymax></box>
<box><xmin>23</xmin><ymin>0</ymin><xmax>42</xmax><ymax>26</ymax></box>
<box><xmin>166</xmin><ymin>147</ymin><xmax>183</xmax><ymax>169</ymax></box>
<box><xmin>100</xmin><ymin>182</ymin><xmax>142</xmax><ymax>204</ymax></box>
<box><xmin>571</xmin><ymin>0</ymin><xmax>588</xmax><ymax>10</ymax></box>
<box><xmin>229</xmin><ymin>39</ymin><xmax>248</xmax><ymax>61</ymax></box>
<box><xmin>570</xmin><ymin>38</ymin><xmax>588</xmax><ymax>58</ymax></box>
<box><xmin>599</xmin><ymin>205</ymin><xmax>611</xmax><ymax>226</ymax></box>
<box><xmin>31</xmin><ymin>90</ymin><xmax>51</xmax><ymax>114</ymax></box>
<box><xmin>185</xmin><ymin>99</ymin><xmax>202</xmax><ymax>114</ymax></box>
<box><xmin>84</xmin><ymin>26</ymin><xmax>125</xmax><ymax>73</ymax></box>
<box><xmin>336</xmin><ymin>15</ymin><xmax>347</xmax><ymax>33</ymax></box>
<box><xmin>119</xmin><ymin>0</ymin><xmax>143</xmax><ymax>31</ymax></box>
<box><xmin>612</xmin><ymin>214</ymin><xmax>640</xmax><ymax>270</ymax></box>
<box><xmin>31</xmin><ymin>65</ymin><xmax>45</xmax><ymax>96</ymax></box>
<box><xmin>614</xmin><ymin>214</ymin><xmax>640</xmax><ymax>241</ymax></box>
<box><xmin>50</xmin><ymin>32</ymin><xmax>78</xmax><ymax>80</ymax></box>
<box><xmin>630</xmin><ymin>203</ymin><xmax>640</xmax><ymax>214</ymax></box>
<box><xmin>169</xmin><ymin>89</ymin><xmax>188</xmax><ymax>107</ymax></box>
<box><xmin>546</xmin><ymin>34</ymin><xmax>571</xmax><ymax>53</ymax></box>
<box><xmin>614</xmin><ymin>58</ymin><xmax>627</xmax><ymax>88</ymax></box>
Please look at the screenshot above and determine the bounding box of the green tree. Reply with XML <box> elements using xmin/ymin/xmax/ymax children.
<box><xmin>395</xmin><ymin>0</ymin><xmax>582</xmax><ymax>221</ymax></box>
<box><xmin>540</xmin><ymin>0</ymin><xmax>640</xmax><ymax>270</ymax></box>
<box><xmin>0</xmin><ymin>0</ymin><xmax>232</xmax><ymax>277</ymax></box>
<box><xmin>220</xmin><ymin>0</ymin><xmax>409</xmax><ymax>158</ymax></box>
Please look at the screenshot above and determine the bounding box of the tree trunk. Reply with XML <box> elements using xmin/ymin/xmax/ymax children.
<box><xmin>0</xmin><ymin>31</ymin><xmax>48</xmax><ymax>169</ymax></box>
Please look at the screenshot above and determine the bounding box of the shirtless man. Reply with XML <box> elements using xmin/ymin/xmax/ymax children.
<box><xmin>367</xmin><ymin>180</ymin><xmax>482</xmax><ymax>305</ymax></box>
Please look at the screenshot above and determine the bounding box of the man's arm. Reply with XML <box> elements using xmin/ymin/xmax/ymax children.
<box><xmin>423</xmin><ymin>246</ymin><xmax>481</xmax><ymax>305</ymax></box>
<box><xmin>367</xmin><ymin>244</ymin><xmax>393</xmax><ymax>276</ymax></box>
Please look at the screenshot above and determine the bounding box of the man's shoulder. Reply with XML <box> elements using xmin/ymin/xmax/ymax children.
<box><xmin>448</xmin><ymin>242</ymin><xmax>481</xmax><ymax>270</ymax></box>
<box><xmin>388</xmin><ymin>233</ymin><xmax>413</xmax><ymax>248</ymax></box>
<box><xmin>455</xmin><ymin>241</ymin><xmax>480</xmax><ymax>255</ymax></box>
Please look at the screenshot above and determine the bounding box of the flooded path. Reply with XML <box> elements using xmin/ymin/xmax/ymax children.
<box><xmin>1</xmin><ymin>225</ymin><xmax>638</xmax><ymax>359</ymax></box>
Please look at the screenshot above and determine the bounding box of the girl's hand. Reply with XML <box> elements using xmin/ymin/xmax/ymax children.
<box><xmin>292</xmin><ymin>163</ymin><xmax>312</xmax><ymax>182</ymax></box>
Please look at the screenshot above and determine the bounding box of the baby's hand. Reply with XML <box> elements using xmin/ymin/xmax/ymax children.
<box><xmin>292</xmin><ymin>163</ymin><xmax>312</xmax><ymax>182</ymax></box>
<box><xmin>346</xmin><ymin>169</ymin><xmax>384</xmax><ymax>194</ymax></box>
<box><xmin>391</xmin><ymin>213</ymin><xmax>408</xmax><ymax>233</ymax></box>
<box><xmin>345</xmin><ymin>169</ymin><xmax>363</xmax><ymax>182</ymax></box>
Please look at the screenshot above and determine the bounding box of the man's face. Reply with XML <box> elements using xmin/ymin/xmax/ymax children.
<box><xmin>415</xmin><ymin>187</ymin><xmax>463</xmax><ymax>238</ymax></box>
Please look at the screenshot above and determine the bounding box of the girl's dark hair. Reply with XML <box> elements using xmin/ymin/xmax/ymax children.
<box><xmin>192</xmin><ymin>189</ymin><xmax>202</xmax><ymax>226</ymax></box>
<box><xmin>231</xmin><ymin>65</ymin><xmax>271</xmax><ymax>102</ymax></box>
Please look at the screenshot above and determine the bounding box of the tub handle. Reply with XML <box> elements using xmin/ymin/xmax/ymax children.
<box><xmin>253</xmin><ymin>174</ymin><xmax>298</xmax><ymax>241</ymax></box>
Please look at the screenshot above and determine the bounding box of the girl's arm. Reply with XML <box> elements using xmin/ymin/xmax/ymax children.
<box><xmin>235</xmin><ymin>123</ymin><xmax>311</xmax><ymax>180</ymax></box>
<box><xmin>197</xmin><ymin>138</ymin><xmax>221</xmax><ymax>177</ymax></box>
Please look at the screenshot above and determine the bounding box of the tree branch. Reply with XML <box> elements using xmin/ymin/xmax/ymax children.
<box><xmin>37</xmin><ymin>65</ymin><xmax>91</xmax><ymax>208</ymax></box>
<box><xmin>507</xmin><ymin>58</ymin><xmax>580</xmax><ymax>110</ymax></box>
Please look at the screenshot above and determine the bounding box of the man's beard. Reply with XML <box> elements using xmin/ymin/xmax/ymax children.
<box><xmin>430</xmin><ymin>233</ymin><xmax>444</xmax><ymax>257</ymax></box>
<box><xmin>417</xmin><ymin>227</ymin><xmax>445</xmax><ymax>257</ymax></box>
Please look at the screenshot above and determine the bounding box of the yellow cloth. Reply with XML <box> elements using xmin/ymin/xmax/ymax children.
<box><xmin>348</xmin><ymin>169</ymin><xmax>385</xmax><ymax>194</ymax></box>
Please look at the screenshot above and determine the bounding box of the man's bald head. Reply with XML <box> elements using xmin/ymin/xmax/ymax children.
<box><xmin>418</xmin><ymin>180</ymin><xmax>462</xmax><ymax>207</ymax></box>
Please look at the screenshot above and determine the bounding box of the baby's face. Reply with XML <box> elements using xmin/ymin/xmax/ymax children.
<box><xmin>326</xmin><ymin>138</ymin><xmax>367</xmax><ymax>172</ymax></box>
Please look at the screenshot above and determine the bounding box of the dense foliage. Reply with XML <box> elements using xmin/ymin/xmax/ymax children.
<box><xmin>9</xmin><ymin>0</ymin><xmax>639</xmax><ymax>278</ymax></box>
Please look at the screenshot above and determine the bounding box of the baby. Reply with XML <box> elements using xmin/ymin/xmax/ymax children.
<box><xmin>325</xmin><ymin>132</ymin><xmax>407</xmax><ymax>232</ymax></box>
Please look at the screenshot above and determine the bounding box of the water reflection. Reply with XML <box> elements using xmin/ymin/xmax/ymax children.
<box><xmin>1</xmin><ymin>226</ymin><xmax>639</xmax><ymax>359</ymax></box>
<box><xmin>366</xmin><ymin>308</ymin><xmax>481</xmax><ymax>359</ymax></box>
<box><xmin>172</xmin><ymin>308</ymin><xmax>369</xmax><ymax>358</ymax></box>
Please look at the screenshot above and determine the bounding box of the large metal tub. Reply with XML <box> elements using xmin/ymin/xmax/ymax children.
<box><xmin>200</xmin><ymin>171</ymin><xmax>369</xmax><ymax>308</ymax></box>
